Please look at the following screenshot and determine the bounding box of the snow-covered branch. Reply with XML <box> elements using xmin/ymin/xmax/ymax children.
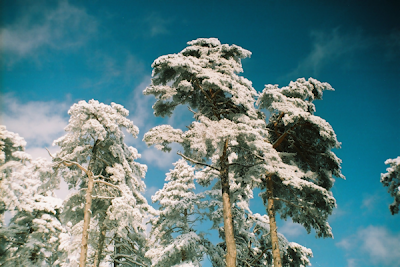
<box><xmin>177</xmin><ymin>152</ymin><xmax>220</xmax><ymax>171</ymax></box>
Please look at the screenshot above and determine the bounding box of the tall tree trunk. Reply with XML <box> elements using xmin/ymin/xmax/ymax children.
<box><xmin>79</xmin><ymin>171</ymin><xmax>94</xmax><ymax>267</ymax></box>
<box><xmin>181</xmin><ymin>209</ymin><xmax>188</xmax><ymax>262</ymax></box>
<box><xmin>220</xmin><ymin>139</ymin><xmax>236</xmax><ymax>267</ymax></box>
<box><xmin>79</xmin><ymin>140</ymin><xmax>99</xmax><ymax>267</ymax></box>
<box><xmin>94</xmin><ymin>213</ymin><xmax>107</xmax><ymax>267</ymax></box>
<box><xmin>266</xmin><ymin>175</ymin><xmax>282</xmax><ymax>267</ymax></box>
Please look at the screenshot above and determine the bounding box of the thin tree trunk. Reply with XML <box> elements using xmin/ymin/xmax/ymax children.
<box><xmin>266</xmin><ymin>175</ymin><xmax>282</xmax><ymax>267</ymax></box>
<box><xmin>181</xmin><ymin>209</ymin><xmax>188</xmax><ymax>262</ymax></box>
<box><xmin>220</xmin><ymin>139</ymin><xmax>236</xmax><ymax>267</ymax></box>
<box><xmin>94</xmin><ymin>214</ymin><xmax>107</xmax><ymax>267</ymax></box>
<box><xmin>79</xmin><ymin>171</ymin><xmax>94</xmax><ymax>267</ymax></box>
<box><xmin>114</xmin><ymin>236</ymin><xmax>121</xmax><ymax>267</ymax></box>
<box><xmin>79</xmin><ymin>140</ymin><xmax>99</xmax><ymax>267</ymax></box>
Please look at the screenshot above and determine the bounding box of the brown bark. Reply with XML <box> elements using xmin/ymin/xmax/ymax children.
<box><xmin>220</xmin><ymin>139</ymin><xmax>237</xmax><ymax>267</ymax></box>
<box><xmin>79</xmin><ymin>140</ymin><xmax>99</xmax><ymax>267</ymax></box>
<box><xmin>93</xmin><ymin>214</ymin><xmax>107</xmax><ymax>267</ymax></box>
<box><xmin>266</xmin><ymin>175</ymin><xmax>282</xmax><ymax>267</ymax></box>
<box><xmin>79</xmin><ymin>171</ymin><xmax>94</xmax><ymax>267</ymax></box>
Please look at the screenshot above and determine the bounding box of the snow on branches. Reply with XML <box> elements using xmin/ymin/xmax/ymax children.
<box><xmin>53</xmin><ymin>100</ymin><xmax>149</xmax><ymax>267</ymax></box>
<box><xmin>381</xmin><ymin>156</ymin><xmax>400</xmax><ymax>215</ymax></box>
<box><xmin>0</xmin><ymin>126</ymin><xmax>64</xmax><ymax>266</ymax></box>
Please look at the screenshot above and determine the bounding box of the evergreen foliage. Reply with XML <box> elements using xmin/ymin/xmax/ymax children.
<box><xmin>381</xmin><ymin>156</ymin><xmax>400</xmax><ymax>215</ymax></box>
<box><xmin>52</xmin><ymin>100</ymin><xmax>150</xmax><ymax>266</ymax></box>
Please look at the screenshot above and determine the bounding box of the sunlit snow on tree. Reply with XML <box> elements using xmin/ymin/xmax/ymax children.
<box><xmin>381</xmin><ymin>156</ymin><xmax>400</xmax><ymax>215</ymax></box>
<box><xmin>52</xmin><ymin>100</ymin><xmax>150</xmax><ymax>267</ymax></box>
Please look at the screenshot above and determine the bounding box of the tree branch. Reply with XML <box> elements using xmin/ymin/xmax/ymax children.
<box><xmin>93</xmin><ymin>179</ymin><xmax>121</xmax><ymax>190</ymax></box>
<box><xmin>249</xmin><ymin>246</ymin><xmax>272</xmax><ymax>266</ymax></box>
<box><xmin>228</xmin><ymin>161</ymin><xmax>263</xmax><ymax>168</ymax></box>
<box><xmin>112</xmin><ymin>255</ymin><xmax>147</xmax><ymax>267</ymax></box>
<box><xmin>92</xmin><ymin>195</ymin><xmax>116</xmax><ymax>200</ymax></box>
<box><xmin>46</xmin><ymin>148</ymin><xmax>89</xmax><ymax>176</ymax></box>
<box><xmin>228</xmin><ymin>145</ymin><xmax>265</xmax><ymax>161</ymax></box>
<box><xmin>177</xmin><ymin>152</ymin><xmax>220</xmax><ymax>171</ymax></box>
<box><xmin>271</xmin><ymin>197</ymin><xmax>304</xmax><ymax>209</ymax></box>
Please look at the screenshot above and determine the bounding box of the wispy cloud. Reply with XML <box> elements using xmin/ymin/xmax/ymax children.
<box><xmin>284</xmin><ymin>28</ymin><xmax>367</xmax><ymax>79</ymax></box>
<box><xmin>337</xmin><ymin>225</ymin><xmax>400</xmax><ymax>266</ymax></box>
<box><xmin>0</xmin><ymin>94</ymin><xmax>70</xmax><ymax>158</ymax></box>
<box><xmin>279</xmin><ymin>219</ymin><xmax>307</xmax><ymax>238</ymax></box>
<box><xmin>144</xmin><ymin>12</ymin><xmax>171</xmax><ymax>37</ymax></box>
<box><xmin>82</xmin><ymin>51</ymin><xmax>145</xmax><ymax>90</ymax></box>
<box><xmin>1</xmin><ymin>0</ymin><xmax>97</xmax><ymax>65</ymax></box>
<box><xmin>141</xmin><ymin>145</ymin><xmax>181</xmax><ymax>170</ymax></box>
<box><xmin>127</xmin><ymin>76</ymin><xmax>154</xmax><ymax>132</ymax></box>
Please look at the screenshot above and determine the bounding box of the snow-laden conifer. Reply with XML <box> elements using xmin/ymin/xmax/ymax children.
<box><xmin>256</xmin><ymin>78</ymin><xmax>344</xmax><ymax>266</ymax></box>
<box><xmin>200</xmin><ymin>177</ymin><xmax>312</xmax><ymax>267</ymax></box>
<box><xmin>146</xmin><ymin>159</ymin><xmax>207</xmax><ymax>266</ymax></box>
<box><xmin>0</xmin><ymin>126</ymin><xmax>64</xmax><ymax>266</ymax></box>
<box><xmin>381</xmin><ymin>156</ymin><xmax>400</xmax><ymax>215</ymax></box>
<box><xmin>143</xmin><ymin>38</ymin><xmax>271</xmax><ymax>266</ymax></box>
<box><xmin>52</xmin><ymin>100</ymin><xmax>150</xmax><ymax>267</ymax></box>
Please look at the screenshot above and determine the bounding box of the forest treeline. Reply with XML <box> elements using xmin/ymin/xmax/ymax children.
<box><xmin>2</xmin><ymin>38</ymin><xmax>395</xmax><ymax>267</ymax></box>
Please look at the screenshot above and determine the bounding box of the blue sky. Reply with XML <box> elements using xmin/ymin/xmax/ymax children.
<box><xmin>1</xmin><ymin>0</ymin><xmax>400</xmax><ymax>266</ymax></box>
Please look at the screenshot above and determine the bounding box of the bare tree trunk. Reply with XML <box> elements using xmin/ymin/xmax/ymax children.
<box><xmin>181</xmin><ymin>209</ymin><xmax>188</xmax><ymax>262</ymax></box>
<box><xmin>220</xmin><ymin>139</ymin><xmax>236</xmax><ymax>267</ymax></box>
<box><xmin>79</xmin><ymin>171</ymin><xmax>94</xmax><ymax>267</ymax></box>
<box><xmin>266</xmin><ymin>175</ymin><xmax>282</xmax><ymax>267</ymax></box>
<box><xmin>79</xmin><ymin>140</ymin><xmax>99</xmax><ymax>267</ymax></box>
<box><xmin>94</xmin><ymin>214</ymin><xmax>107</xmax><ymax>267</ymax></box>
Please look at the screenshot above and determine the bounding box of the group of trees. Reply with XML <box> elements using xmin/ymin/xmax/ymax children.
<box><xmin>6</xmin><ymin>37</ymin><xmax>396</xmax><ymax>267</ymax></box>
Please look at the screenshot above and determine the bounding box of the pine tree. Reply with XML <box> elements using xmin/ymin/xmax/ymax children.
<box><xmin>381</xmin><ymin>156</ymin><xmax>400</xmax><ymax>215</ymax></box>
<box><xmin>256</xmin><ymin>78</ymin><xmax>345</xmax><ymax>266</ymax></box>
<box><xmin>52</xmin><ymin>100</ymin><xmax>149</xmax><ymax>267</ymax></box>
<box><xmin>198</xmin><ymin>176</ymin><xmax>312</xmax><ymax>267</ymax></box>
<box><xmin>0</xmin><ymin>126</ymin><xmax>64</xmax><ymax>266</ymax></box>
<box><xmin>146</xmin><ymin>159</ymin><xmax>207</xmax><ymax>266</ymax></box>
<box><xmin>143</xmin><ymin>38</ymin><xmax>269</xmax><ymax>266</ymax></box>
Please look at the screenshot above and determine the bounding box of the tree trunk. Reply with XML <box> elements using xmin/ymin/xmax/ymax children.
<box><xmin>79</xmin><ymin>140</ymin><xmax>99</xmax><ymax>267</ymax></box>
<box><xmin>79</xmin><ymin>171</ymin><xmax>94</xmax><ymax>267</ymax></box>
<box><xmin>94</xmin><ymin>214</ymin><xmax>107</xmax><ymax>267</ymax></box>
<box><xmin>266</xmin><ymin>175</ymin><xmax>282</xmax><ymax>267</ymax></box>
<box><xmin>220</xmin><ymin>139</ymin><xmax>236</xmax><ymax>267</ymax></box>
<box><xmin>181</xmin><ymin>209</ymin><xmax>188</xmax><ymax>262</ymax></box>
<box><xmin>114</xmin><ymin>236</ymin><xmax>121</xmax><ymax>267</ymax></box>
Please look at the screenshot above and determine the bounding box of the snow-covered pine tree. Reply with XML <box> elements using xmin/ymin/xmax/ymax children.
<box><xmin>146</xmin><ymin>159</ymin><xmax>208</xmax><ymax>266</ymax></box>
<box><xmin>52</xmin><ymin>100</ymin><xmax>150</xmax><ymax>267</ymax></box>
<box><xmin>256</xmin><ymin>78</ymin><xmax>345</xmax><ymax>266</ymax></box>
<box><xmin>0</xmin><ymin>125</ymin><xmax>32</xmax><ymax>221</ymax></box>
<box><xmin>0</xmin><ymin>126</ymin><xmax>64</xmax><ymax>266</ymax></box>
<box><xmin>381</xmin><ymin>156</ymin><xmax>400</xmax><ymax>215</ymax></box>
<box><xmin>198</xmin><ymin>176</ymin><xmax>312</xmax><ymax>267</ymax></box>
<box><xmin>143</xmin><ymin>38</ymin><xmax>270</xmax><ymax>266</ymax></box>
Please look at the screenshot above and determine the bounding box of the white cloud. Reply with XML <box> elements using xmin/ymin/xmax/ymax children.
<box><xmin>285</xmin><ymin>28</ymin><xmax>367</xmax><ymax>79</ymax></box>
<box><xmin>279</xmin><ymin>219</ymin><xmax>307</xmax><ymax>238</ymax></box>
<box><xmin>144</xmin><ymin>12</ymin><xmax>171</xmax><ymax>37</ymax></box>
<box><xmin>362</xmin><ymin>193</ymin><xmax>382</xmax><ymax>211</ymax></box>
<box><xmin>1</xmin><ymin>0</ymin><xmax>97</xmax><ymax>64</ymax></box>
<box><xmin>347</xmin><ymin>258</ymin><xmax>358</xmax><ymax>267</ymax></box>
<box><xmin>359</xmin><ymin>226</ymin><xmax>400</xmax><ymax>266</ymax></box>
<box><xmin>144</xmin><ymin>186</ymin><xmax>159</xmax><ymax>200</ymax></box>
<box><xmin>141</xmin><ymin>146</ymin><xmax>180</xmax><ymax>170</ymax></box>
<box><xmin>81</xmin><ymin>51</ymin><xmax>145</xmax><ymax>91</ymax></box>
<box><xmin>127</xmin><ymin>76</ymin><xmax>154</xmax><ymax>131</ymax></box>
<box><xmin>337</xmin><ymin>226</ymin><xmax>400</xmax><ymax>266</ymax></box>
<box><xmin>0</xmin><ymin>95</ymin><xmax>70</xmax><ymax>151</ymax></box>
